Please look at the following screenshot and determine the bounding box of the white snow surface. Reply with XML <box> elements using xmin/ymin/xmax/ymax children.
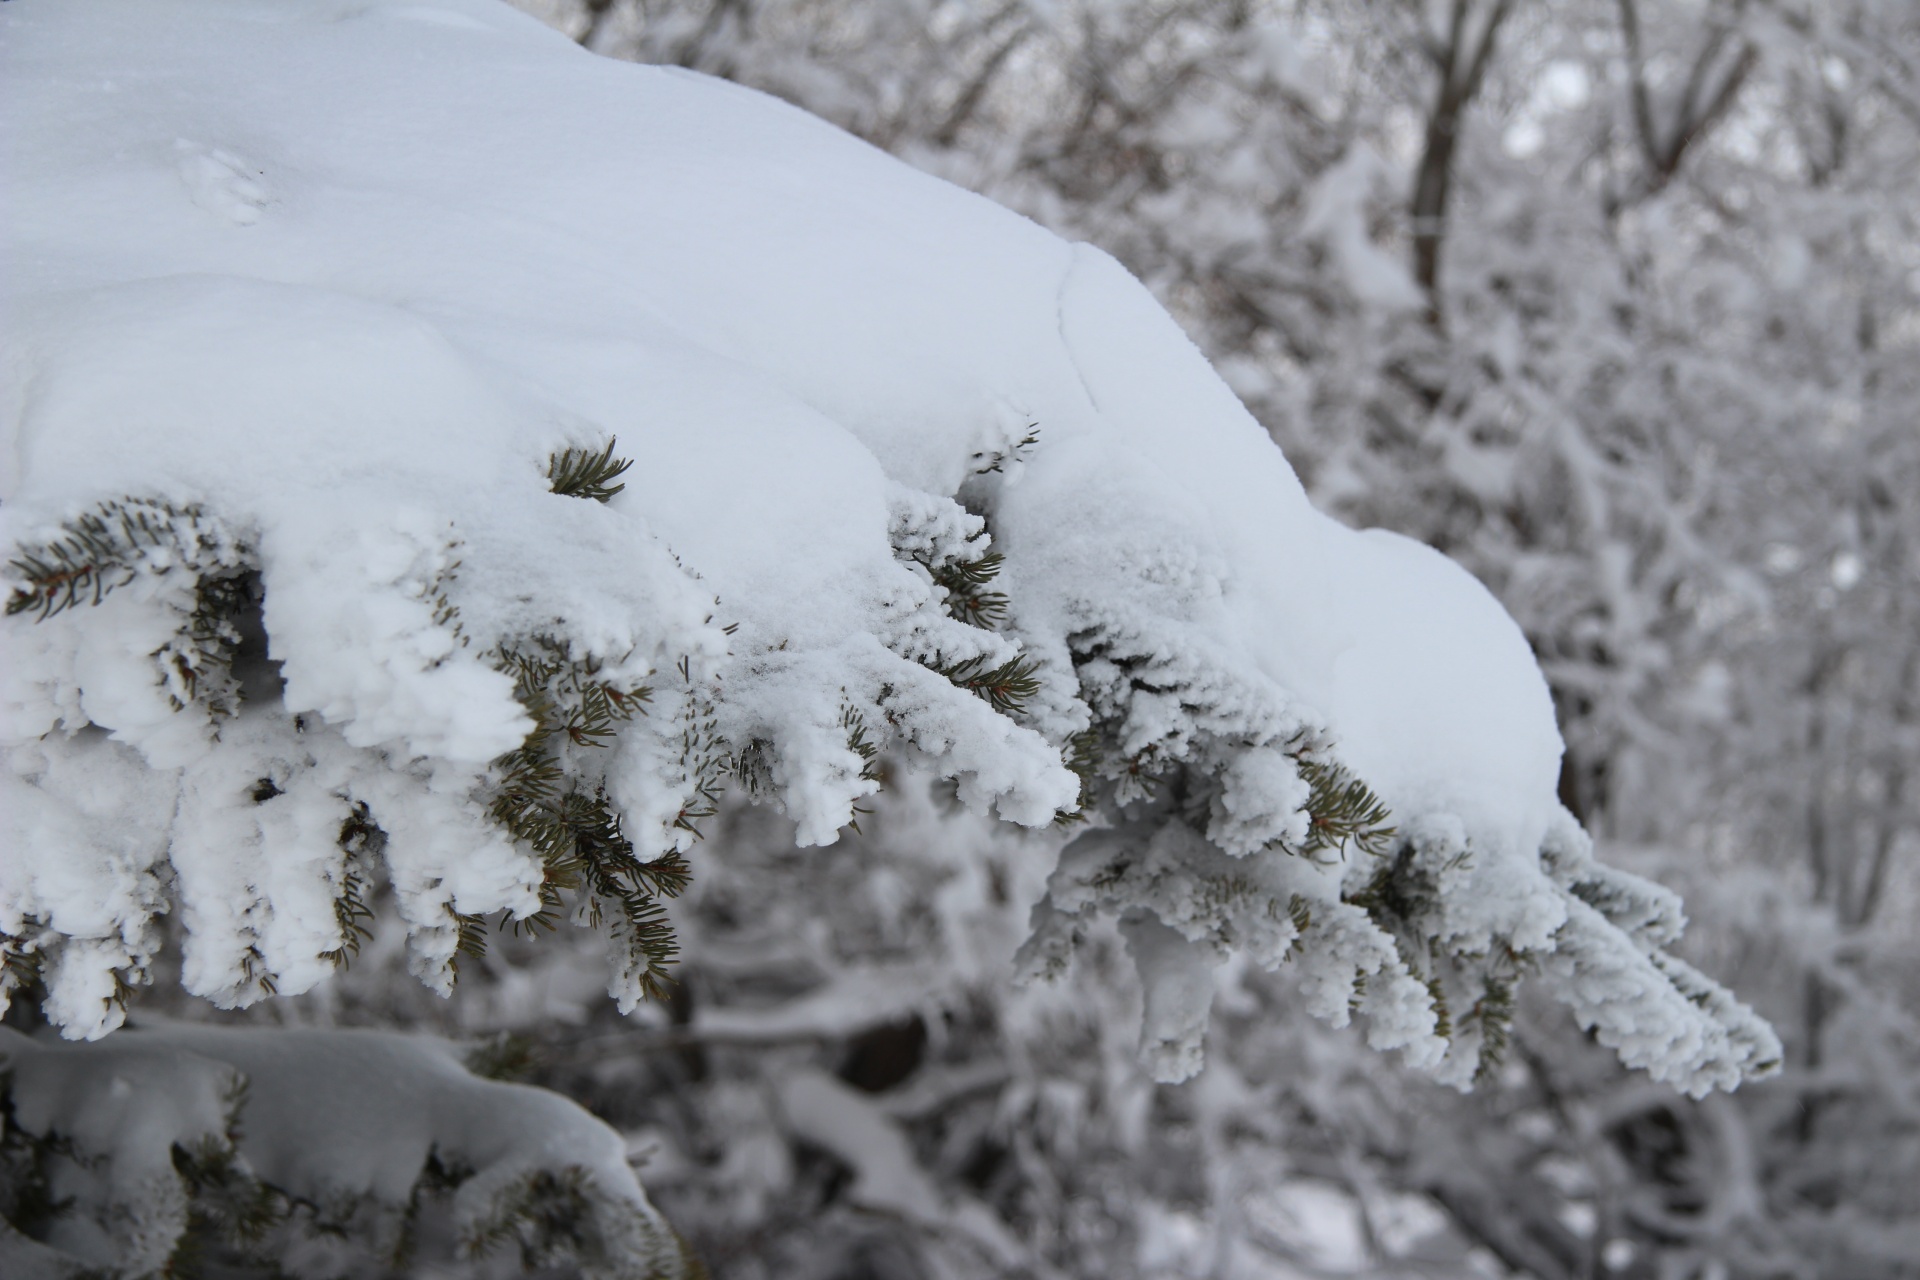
<box><xmin>0</xmin><ymin>0</ymin><xmax>1776</xmax><ymax>1093</ymax></box>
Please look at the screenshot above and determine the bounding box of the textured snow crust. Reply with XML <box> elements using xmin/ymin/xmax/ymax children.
<box><xmin>0</xmin><ymin>0</ymin><xmax>1775</xmax><ymax>1093</ymax></box>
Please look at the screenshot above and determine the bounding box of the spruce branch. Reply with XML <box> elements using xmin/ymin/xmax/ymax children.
<box><xmin>1286</xmin><ymin>893</ymin><xmax>1313</xmax><ymax>949</ymax></box>
<box><xmin>931</xmin><ymin>652</ymin><xmax>1043</xmax><ymax>716</ymax></box>
<box><xmin>6</xmin><ymin>498</ymin><xmax>174</xmax><ymax>618</ymax></box>
<box><xmin>1293</xmin><ymin>754</ymin><xmax>1397</xmax><ymax>860</ymax></box>
<box><xmin>451</xmin><ymin>911</ymin><xmax>492</xmax><ymax>968</ymax></box>
<box><xmin>1426</xmin><ymin>940</ymin><xmax>1453</xmax><ymax>1042</ymax></box>
<box><xmin>321</xmin><ymin>806</ymin><xmax>380</xmax><ymax>969</ymax></box>
<box><xmin>1054</xmin><ymin>726</ymin><xmax>1101</xmax><ymax>825</ymax></box>
<box><xmin>547</xmin><ymin>439</ymin><xmax>633</xmax><ymax>503</ymax></box>
<box><xmin>5</xmin><ymin>497</ymin><xmax>241</xmax><ymax>619</ymax></box>
<box><xmin>169</xmin><ymin>1119</ymin><xmax>287</xmax><ymax>1263</ymax></box>
<box><xmin>0</xmin><ymin>928</ymin><xmax>45</xmax><ymax>1007</ymax></box>
<box><xmin>1470</xmin><ymin>973</ymin><xmax>1517</xmax><ymax>1083</ymax></box>
<box><xmin>929</xmin><ymin>550</ymin><xmax>1009</xmax><ymax>628</ymax></box>
<box><xmin>483</xmin><ymin>637</ymin><xmax>695</xmax><ymax>1001</ymax></box>
<box><xmin>728</xmin><ymin>738</ymin><xmax>774</xmax><ymax>798</ymax></box>
<box><xmin>840</xmin><ymin>703</ymin><xmax>883</xmax><ymax>833</ymax></box>
<box><xmin>970</xmin><ymin>424</ymin><xmax>1041</xmax><ymax>475</ymax></box>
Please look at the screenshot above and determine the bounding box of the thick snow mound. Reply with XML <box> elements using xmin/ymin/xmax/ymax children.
<box><xmin>0</xmin><ymin>0</ymin><xmax>1775</xmax><ymax>1093</ymax></box>
<box><xmin>0</xmin><ymin>1023</ymin><xmax>692</xmax><ymax>1278</ymax></box>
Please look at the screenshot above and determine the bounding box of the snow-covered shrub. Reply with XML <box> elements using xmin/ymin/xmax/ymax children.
<box><xmin>0</xmin><ymin>1024</ymin><xmax>696</xmax><ymax>1278</ymax></box>
<box><xmin>1</xmin><ymin>0</ymin><xmax>1774</xmax><ymax>1093</ymax></box>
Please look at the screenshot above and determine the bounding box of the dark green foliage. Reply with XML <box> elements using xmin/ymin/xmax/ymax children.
<box><xmin>158</xmin><ymin>569</ymin><xmax>256</xmax><ymax>716</ymax></box>
<box><xmin>931</xmin><ymin>652</ymin><xmax>1043</xmax><ymax>716</ymax></box>
<box><xmin>1293</xmin><ymin>753</ymin><xmax>1396</xmax><ymax>860</ymax></box>
<box><xmin>462</xmin><ymin>1165</ymin><xmax>698</xmax><ymax>1279</ymax></box>
<box><xmin>1054</xmin><ymin>727</ymin><xmax>1101</xmax><ymax>825</ymax></box>
<box><xmin>930</xmin><ymin>550</ymin><xmax>1009</xmax><ymax>628</ymax></box>
<box><xmin>236</xmin><ymin>945</ymin><xmax>278</xmax><ymax>998</ymax></box>
<box><xmin>728</xmin><ymin>738</ymin><xmax>774</xmax><ymax>798</ymax></box>
<box><xmin>5</xmin><ymin>498</ymin><xmax>235</xmax><ymax>619</ymax></box>
<box><xmin>1470</xmin><ymin>972</ymin><xmax>1518</xmax><ymax>1083</ymax></box>
<box><xmin>841</xmin><ymin>704</ymin><xmax>883</xmax><ymax>833</ymax></box>
<box><xmin>1286</xmin><ymin>893</ymin><xmax>1313</xmax><ymax>943</ymax></box>
<box><xmin>0</xmin><ymin>1074</ymin><xmax>71</xmax><ymax>1245</ymax></box>
<box><xmin>1426</xmin><ymin>941</ymin><xmax>1453</xmax><ymax>1042</ymax></box>
<box><xmin>486</xmin><ymin>639</ymin><xmax>642</xmax><ymax>853</ymax></box>
<box><xmin>2</xmin><ymin>925</ymin><xmax>141</xmax><ymax>1026</ymax></box>
<box><xmin>484</xmin><ymin>637</ymin><xmax>690</xmax><ymax>1000</ymax></box>
<box><xmin>451</xmin><ymin>912</ymin><xmax>492</xmax><ymax>969</ymax></box>
<box><xmin>322</xmin><ymin>806</ymin><xmax>380</xmax><ymax>969</ymax></box>
<box><xmin>670</xmin><ymin>663</ymin><xmax>727</xmax><ymax>840</ymax></box>
<box><xmin>464</xmin><ymin>1032</ymin><xmax>540</xmax><ymax>1084</ymax></box>
<box><xmin>1343</xmin><ymin>858</ymin><xmax>1403</xmax><ymax>921</ymax></box>
<box><xmin>891</xmin><ymin>505</ymin><xmax>1042</xmax><ymax>716</ymax></box>
<box><xmin>497</xmin><ymin>638</ymin><xmax>651</xmax><ymax>754</ymax></box>
<box><xmin>462</xmin><ymin>1166</ymin><xmax>595</xmax><ymax>1267</ymax></box>
<box><xmin>538</xmin><ymin>806</ymin><xmax>690</xmax><ymax>1004</ymax></box>
<box><xmin>547</xmin><ymin>439</ymin><xmax>634</xmax><ymax>503</ymax></box>
<box><xmin>6</xmin><ymin>499</ymin><xmax>255</xmax><ymax>722</ymax></box>
<box><xmin>0</xmin><ymin>932</ymin><xmax>43</xmax><ymax>1011</ymax></box>
<box><xmin>168</xmin><ymin>1134</ymin><xmax>286</xmax><ymax>1275</ymax></box>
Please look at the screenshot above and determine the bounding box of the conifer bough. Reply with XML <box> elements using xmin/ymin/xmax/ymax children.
<box><xmin>2</xmin><ymin>0</ymin><xmax>1776</xmax><ymax>1106</ymax></box>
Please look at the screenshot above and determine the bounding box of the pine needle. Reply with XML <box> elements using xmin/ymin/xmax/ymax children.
<box><xmin>547</xmin><ymin>439</ymin><xmax>634</xmax><ymax>503</ymax></box>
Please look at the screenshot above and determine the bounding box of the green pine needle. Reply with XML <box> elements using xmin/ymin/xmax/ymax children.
<box><xmin>1294</xmin><ymin>755</ymin><xmax>1396</xmax><ymax>860</ymax></box>
<box><xmin>547</xmin><ymin>439</ymin><xmax>634</xmax><ymax>503</ymax></box>
<box><xmin>934</xmin><ymin>653</ymin><xmax>1042</xmax><ymax>716</ymax></box>
<box><xmin>481</xmin><ymin>635</ymin><xmax>690</xmax><ymax>999</ymax></box>
<box><xmin>928</xmin><ymin>551</ymin><xmax>1010</xmax><ymax>628</ymax></box>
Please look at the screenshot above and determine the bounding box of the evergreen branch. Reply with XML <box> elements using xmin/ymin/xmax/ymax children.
<box><xmin>484</xmin><ymin>636</ymin><xmax>694</xmax><ymax>1000</ymax></box>
<box><xmin>1294</xmin><ymin>754</ymin><xmax>1396</xmax><ymax>860</ymax></box>
<box><xmin>451</xmin><ymin>911</ymin><xmax>491</xmax><ymax>968</ymax></box>
<box><xmin>970</xmin><ymin>425</ymin><xmax>1041</xmax><ymax>475</ymax></box>
<box><xmin>322</xmin><ymin>806</ymin><xmax>380</xmax><ymax>969</ymax></box>
<box><xmin>5</xmin><ymin>498</ymin><xmax>238</xmax><ymax>619</ymax></box>
<box><xmin>925</xmin><ymin>548</ymin><xmax>1009</xmax><ymax>628</ymax></box>
<box><xmin>728</xmin><ymin>739</ymin><xmax>774</xmax><ymax>798</ymax></box>
<box><xmin>931</xmin><ymin>565</ymin><xmax>1009</xmax><ymax>628</ymax></box>
<box><xmin>930</xmin><ymin>652</ymin><xmax>1043</xmax><ymax>716</ymax></box>
<box><xmin>170</xmin><ymin>1130</ymin><xmax>286</xmax><ymax>1256</ymax></box>
<box><xmin>671</xmin><ymin>680</ymin><xmax>727</xmax><ymax>840</ymax></box>
<box><xmin>840</xmin><ymin>704</ymin><xmax>883</xmax><ymax>833</ymax></box>
<box><xmin>1469</xmin><ymin>973</ymin><xmax>1517</xmax><ymax>1083</ymax></box>
<box><xmin>463</xmin><ymin>1032</ymin><xmax>539</xmax><ymax>1083</ymax></box>
<box><xmin>1427</xmin><ymin>940</ymin><xmax>1453</xmax><ymax>1042</ymax></box>
<box><xmin>929</xmin><ymin>549</ymin><xmax>1005</xmax><ymax>588</ymax></box>
<box><xmin>0</xmin><ymin>929</ymin><xmax>45</xmax><ymax>1004</ymax></box>
<box><xmin>1053</xmin><ymin>726</ymin><xmax>1101</xmax><ymax>825</ymax></box>
<box><xmin>547</xmin><ymin>439</ymin><xmax>634</xmax><ymax>503</ymax></box>
<box><xmin>1286</xmin><ymin>893</ymin><xmax>1313</xmax><ymax>945</ymax></box>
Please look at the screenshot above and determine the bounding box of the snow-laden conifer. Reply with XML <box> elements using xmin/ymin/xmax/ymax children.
<box><xmin>2</xmin><ymin>0</ymin><xmax>1774</xmax><ymax>1102</ymax></box>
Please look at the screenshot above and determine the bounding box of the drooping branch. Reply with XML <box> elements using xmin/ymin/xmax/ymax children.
<box><xmin>1612</xmin><ymin>0</ymin><xmax>1759</xmax><ymax>210</ymax></box>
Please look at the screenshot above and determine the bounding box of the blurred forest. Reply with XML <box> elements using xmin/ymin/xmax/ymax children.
<box><xmin>299</xmin><ymin>0</ymin><xmax>1920</xmax><ymax>1275</ymax></box>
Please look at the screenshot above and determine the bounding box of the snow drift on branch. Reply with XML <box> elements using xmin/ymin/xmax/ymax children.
<box><xmin>0</xmin><ymin>0</ymin><xmax>1775</xmax><ymax>1094</ymax></box>
<box><xmin>0</xmin><ymin>1024</ymin><xmax>693</xmax><ymax>1278</ymax></box>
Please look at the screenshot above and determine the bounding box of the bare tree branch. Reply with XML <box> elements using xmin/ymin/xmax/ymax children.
<box><xmin>1411</xmin><ymin>0</ymin><xmax>1517</xmax><ymax>308</ymax></box>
